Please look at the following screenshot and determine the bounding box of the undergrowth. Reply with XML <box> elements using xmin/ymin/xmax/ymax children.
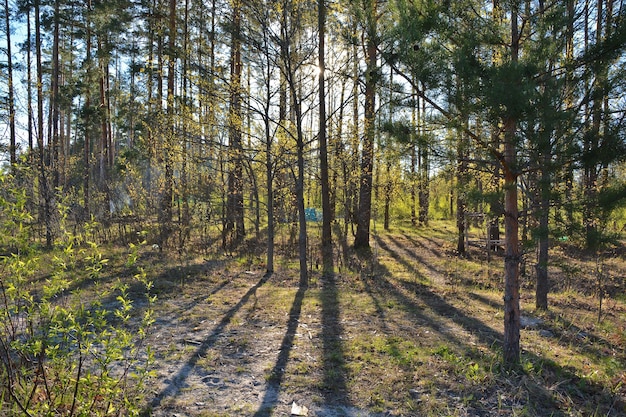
<box><xmin>0</xmin><ymin>184</ymin><xmax>156</xmax><ymax>416</ymax></box>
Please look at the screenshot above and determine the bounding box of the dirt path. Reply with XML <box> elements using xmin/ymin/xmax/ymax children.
<box><xmin>142</xmin><ymin>265</ymin><xmax>388</xmax><ymax>417</ymax></box>
<box><xmin>136</xmin><ymin>230</ymin><xmax>626</xmax><ymax>417</ymax></box>
<box><xmin>141</xmin><ymin>232</ymin><xmax>455</xmax><ymax>416</ymax></box>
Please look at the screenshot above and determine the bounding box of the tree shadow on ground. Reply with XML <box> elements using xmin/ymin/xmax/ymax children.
<box><xmin>470</xmin><ymin>290</ymin><xmax>626</xmax><ymax>374</ymax></box>
<box><xmin>384</xmin><ymin>234</ymin><xmax>450</xmax><ymax>283</ymax></box>
<box><xmin>400</xmin><ymin>232</ymin><xmax>446</xmax><ymax>258</ymax></box>
<box><xmin>319</xmin><ymin>273</ymin><xmax>351</xmax><ymax>407</ymax></box>
<box><xmin>372</xmin><ymin>233</ymin><xmax>624</xmax><ymax>416</ymax></box>
<box><xmin>253</xmin><ymin>283</ymin><xmax>307</xmax><ymax>416</ymax></box>
<box><xmin>141</xmin><ymin>272</ymin><xmax>271</xmax><ymax>416</ymax></box>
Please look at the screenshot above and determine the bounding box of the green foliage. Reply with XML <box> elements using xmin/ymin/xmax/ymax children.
<box><xmin>0</xmin><ymin>174</ymin><xmax>155</xmax><ymax>416</ymax></box>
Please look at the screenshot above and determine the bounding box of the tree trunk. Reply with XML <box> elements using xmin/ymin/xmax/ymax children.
<box><xmin>51</xmin><ymin>0</ymin><xmax>61</xmax><ymax>187</ymax></box>
<box><xmin>383</xmin><ymin>161</ymin><xmax>391</xmax><ymax>230</ymax></box>
<box><xmin>410</xmin><ymin>88</ymin><xmax>419</xmax><ymax>226</ymax></box>
<box><xmin>180</xmin><ymin>0</ymin><xmax>191</xmax><ymax>249</ymax></box>
<box><xmin>26</xmin><ymin>7</ymin><xmax>33</xmax><ymax>160</ymax></box>
<box><xmin>223</xmin><ymin>0</ymin><xmax>245</xmax><ymax>252</ymax></box>
<box><xmin>159</xmin><ymin>0</ymin><xmax>176</xmax><ymax>248</ymax></box>
<box><xmin>83</xmin><ymin>0</ymin><xmax>92</xmax><ymax>216</ymax></box>
<box><xmin>584</xmin><ymin>0</ymin><xmax>612</xmax><ymax>250</ymax></box>
<box><xmin>503</xmin><ymin>4</ymin><xmax>521</xmax><ymax>366</ymax></box>
<box><xmin>319</xmin><ymin>0</ymin><xmax>333</xmax><ymax>275</ymax></box>
<box><xmin>535</xmin><ymin>155</ymin><xmax>550</xmax><ymax>310</ymax></box>
<box><xmin>349</xmin><ymin>29</ymin><xmax>359</xmax><ymax>236</ymax></box>
<box><xmin>418</xmin><ymin>145</ymin><xmax>429</xmax><ymax>225</ymax></box>
<box><xmin>418</xmin><ymin>88</ymin><xmax>429</xmax><ymax>225</ymax></box>
<box><xmin>265</xmin><ymin>81</ymin><xmax>274</xmax><ymax>273</ymax></box>
<box><xmin>456</xmin><ymin>131</ymin><xmax>468</xmax><ymax>255</ymax></box>
<box><xmin>35</xmin><ymin>0</ymin><xmax>52</xmax><ymax>246</ymax></box>
<box><xmin>282</xmin><ymin>5</ymin><xmax>308</xmax><ymax>286</ymax></box>
<box><xmin>410</xmin><ymin>143</ymin><xmax>417</xmax><ymax>226</ymax></box>
<box><xmin>354</xmin><ymin>1</ymin><xmax>377</xmax><ymax>250</ymax></box>
<box><xmin>4</xmin><ymin>0</ymin><xmax>16</xmax><ymax>167</ymax></box>
<box><xmin>98</xmin><ymin>37</ymin><xmax>109</xmax><ymax>188</ymax></box>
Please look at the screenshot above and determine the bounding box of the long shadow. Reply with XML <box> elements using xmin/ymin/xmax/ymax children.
<box><xmin>141</xmin><ymin>272</ymin><xmax>271</xmax><ymax>416</ymax></box>
<box><xmin>319</xmin><ymin>274</ymin><xmax>350</xmax><ymax>406</ymax></box>
<box><xmin>374</xmin><ymin>235</ymin><xmax>503</xmax><ymax>349</ymax></box>
<box><xmin>387</xmin><ymin>234</ymin><xmax>452</xmax><ymax>275</ymax></box>
<box><xmin>48</xmin><ymin>253</ymin><xmax>228</xmax><ymax>310</ymax></box>
<box><xmin>362</xmin><ymin>269</ymin><xmax>483</xmax><ymax>350</ymax></box>
<box><xmin>360</xmin><ymin>270</ymin><xmax>391</xmax><ymax>334</ymax></box>
<box><xmin>253</xmin><ymin>283</ymin><xmax>307</xmax><ymax>417</ymax></box>
<box><xmin>401</xmin><ymin>232</ymin><xmax>445</xmax><ymax>259</ymax></box>
<box><xmin>379</xmin><ymin>235</ymin><xmax>447</xmax><ymax>284</ymax></box>
<box><xmin>375</xmin><ymin>235</ymin><xmax>624</xmax><ymax>415</ymax></box>
<box><xmin>468</xmin><ymin>289</ymin><xmax>626</xmax><ymax>362</ymax></box>
<box><xmin>84</xmin><ymin>260</ymin><xmax>234</xmax><ymax>334</ymax></box>
<box><xmin>148</xmin><ymin>277</ymin><xmax>232</xmax><ymax>330</ymax></box>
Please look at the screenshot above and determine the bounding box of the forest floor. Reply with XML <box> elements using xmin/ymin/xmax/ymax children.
<box><xmin>120</xmin><ymin>221</ymin><xmax>626</xmax><ymax>417</ymax></box>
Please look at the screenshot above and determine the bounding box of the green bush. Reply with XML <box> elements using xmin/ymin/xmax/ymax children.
<box><xmin>0</xmin><ymin>173</ymin><xmax>155</xmax><ymax>416</ymax></box>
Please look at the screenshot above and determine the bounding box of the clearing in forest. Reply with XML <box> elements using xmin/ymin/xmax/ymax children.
<box><xmin>131</xmin><ymin>223</ymin><xmax>626</xmax><ymax>417</ymax></box>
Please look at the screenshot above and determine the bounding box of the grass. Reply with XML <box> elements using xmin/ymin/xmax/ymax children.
<box><xmin>13</xmin><ymin>220</ymin><xmax>626</xmax><ymax>416</ymax></box>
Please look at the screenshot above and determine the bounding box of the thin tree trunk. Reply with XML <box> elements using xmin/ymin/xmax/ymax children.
<box><xmin>383</xmin><ymin>160</ymin><xmax>391</xmax><ymax>230</ymax></box>
<box><xmin>98</xmin><ymin>37</ymin><xmax>108</xmax><ymax>188</ymax></box>
<box><xmin>224</xmin><ymin>0</ymin><xmax>245</xmax><ymax>252</ymax></box>
<box><xmin>180</xmin><ymin>0</ymin><xmax>191</xmax><ymax>248</ymax></box>
<box><xmin>584</xmin><ymin>0</ymin><xmax>604</xmax><ymax>249</ymax></box>
<box><xmin>535</xmin><ymin>152</ymin><xmax>550</xmax><ymax>310</ymax></box>
<box><xmin>84</xmin><ymin>0</ymin><xmax>92</xmax><ymax>216</ymax></box>
<box><xmin>418</xmin><ymin>86</ymin><xmax>429</xmax><ymax>225</ymax></box>
<box><xmin>288</xmin><ymin>19</ymin><xmax>308</xmax><ymax>287</ymax></box>
<box><xmin>418</xmin><ymin>146</ymin><xmax>429</xmax><ymax>225</ymax></box>
<box><xmin>159</xmin><ymin>0</ymin><xmax>176</xmax><ymax>248</ymax></box>
<box><xmin>354</xmin><ymin>1</ymin><xmax>377</xmax><ymax>250</ymax></box>
<box><xmin>457</xmin><ymin>129</ymin><xmax>468</xmax><ymax>255</ymax></box>
<box><xmin>319</xmin><ymin>0</ymin><xmax>333</xmax><ymax>275</ymax></box>
<box><xmin>503</xmin><ymin>4</ymin><xmax>521</xmax><ymax>366</ymax></box>
<box><xmin>294</xmin><ymin>97</ymin><xmax>308</xmax><ymax>287</ymax></box>
<box><xmin>349</xmin><ymin>30</ymin><xmax>359</xmax><ymax>236</ymax></box>
<box><xmin>51</xmin><ymin>0</ymin><xmax>60</xmax><ymax>187</ymax></box>
<box><xmin>265</xmin><ymin>80</ymin><xmax>274</xmax><ymax>273</ymax></box>
<box><xmin>410</xmin><ymin>95</ymin><xmax>417</xmax><ymax>226</ymax></box>
<box><xmin>534</xmin><ymin>0</ymin><xmax>552</xmax><ymax>311</ymax></box>
<box><xmin>4</xmin><ymin>0</ymin><xmax>16</xmax><ymax>167</ymax></box>
<box><xmin>35</xmin><ymin>0</ymin><xmax>52</xmax><ymax>246</ymax></box>
<box><xmin>27</xmin><ymin>7</ymin><xmax>33</xmax><ymax>160</ymax></box>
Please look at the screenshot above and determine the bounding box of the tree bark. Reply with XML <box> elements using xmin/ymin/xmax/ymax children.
<box><xmin>35</xmin><ymin>0</ymin><xmax>52</xmax><ymax>246</ymax></box>
<box><xmin>283</xmin><ymin>4</ymin><xmax>308</xmax><ymax>287</ymax></box>
<box><xmin>4</xmin><ymin>0</ymin><xmax>16</xmax><ymax>167</ymax></box>
<box><xmin>535</xmin><ymin>153</ymin><xmax>550</xmax><ymax>310</ymax></box>
<box><xmin>159</xmin><ymin>0</ymin><xmax>177</xmax><ymax>248</ymax></box>
<box><xmin>319</xmin><ymin>0</ymin><xmax>333</xmax><ymax>275</ymax></box>
<box><xmin>223</xmin><ymin>0</ymin><xmax>245</xmax><ymax>252</ymax></box>
<box><xmin>457</xmin><ymin>130</ymin><xmax>468</xmax><ymax>255</ymax></box>
<box><xmin>354</xmin><ymin>0</ymin><xmax>377</xmax><ymax>250</ymax></box>
<box><xmin>503</xmin><ymin>4</ymin><xmax>521</xmax><ymax>366</ymax></box>
<box><xmin>83</xmin><ymin>0</ymin><xmax>92</xmax><ymax>216</ymax></box>
<box><xmin>51</xmin><ymin>0</ymin><xmax>61</xmax><ymax>187</ymax></box>
<box><xmin>418</xmin><ymin>146</ymin><xmax>429</xmax><ymax>225</ymax></box>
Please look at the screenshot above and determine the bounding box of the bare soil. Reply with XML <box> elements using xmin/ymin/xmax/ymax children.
<box><xmin>133</xmin><ymin>225</ymin><xmax>626</xmax><ymax>417</ymax></box>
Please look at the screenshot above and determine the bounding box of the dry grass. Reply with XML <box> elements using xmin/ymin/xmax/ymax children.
<box><xmin>48</xmin><ymin>220</ymin><xmax>625</xmax><ymax>416</ymax></box>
